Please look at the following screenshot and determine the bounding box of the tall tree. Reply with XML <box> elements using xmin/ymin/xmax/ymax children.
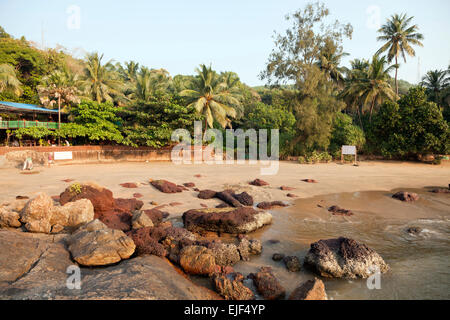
<box><xmin>420</xmin><ymin>69</ymin><xmax>450</xmax><ymax>106</ymax></box>
<box><xmin>80</xmin><ymin>53</ymin><xmax>123</xmax><ymax>103</ymax></box>
<box><xmin>316</xmin><ymin>39</ymin><xmax>349</xmax><ymax>87</ymax></box>
<box><xmin>131</xmin><ymin>68</ymin><xmax>171</xmax><ymax>102</ymax></box>
<box><xmin>376</xmin><ymin>13</ymin><xmax>424</xmax><ymax>95</ymax></box>
<box><xmin>0</xmin><ymin>63</ymin><xmax>22</xmax><ymax>96</ymax></box>
<box><xmin>180</xmin><ymin>64</ymin><xmax>240</xmax><ymax>129</ymax></box>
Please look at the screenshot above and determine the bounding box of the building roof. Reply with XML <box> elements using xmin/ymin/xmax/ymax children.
<box><xmin>0</xmin><ymin>101</ymin><xmax>59</xmax><ymax>114</ymax></box>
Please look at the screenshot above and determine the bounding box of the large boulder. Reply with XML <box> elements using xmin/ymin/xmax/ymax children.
<box><xmin>212</xmin><ymin>272</ymin><xmax>254</xmax><ymax>300</ymax></box>
<box><xmin>304</xmin><ymin>237</ymin><xmax>389</xmax><ymax>279</ymax></box>
<box><xmin>392</xmin><ymin>191</ymin><xmax>419</xmax><ymax>202</ymax></box>
<box><xmin>151</xmin><ymin>180</ymin><xmax>184</xmax><ymax>193</ymax></box>
<box><xmin>0</xmin><ymin>207</ymin><xmax>21</xmax><ymax>228</ymax></box>
<box><xmin>288</xmin><ymin>278</ymin><xmax>327</xmax><ymax>300</ymax></box>
<box><xmin>179</xmin><ymin>245</ymin><xmax>217</xmax><ymax>276</ymax></box>
<box><xmin>183</xmin><ymin>207</ymin><xmax>272</xmax><ymax>234</ymax></box>
<box><xmin>67</xmin><ymin>219</ymin><xmax>135</xmax><ymax>267</ymax></box>
<box><xmin>250</xmin><ymin>267</ymin><xmax>285</xmax><ymax>300</ymax></box>
<box><xmin>20</xmin><ymin>193</ymin><xmax>94</xmax><ymax>233</ymax></box>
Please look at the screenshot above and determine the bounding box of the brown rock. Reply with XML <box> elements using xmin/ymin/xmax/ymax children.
<box><xmin>328</xmin><ymin>205</ymin><xmax>353</xmax><ymax>216</ymax></box>
<box><xmin>179</xmin><ymin>245</ymin><xmax>216</xmax><ymax>275</ymax></box>
<box><xmin>131</xmin><ymin>211</ymin><xmax>154</xmax><ymax>229</ymax></box>
<box><xmin>15</xmin><ymin>196</ymin><xmax>29</xmax><ymax>200</ymax></box>
<box><xmin>212</xmin><ymin>273</ymin><xmax>254</xmax><ymax>300</ymax></box>
<box><xmin>249</xmin><ymin>179</ymin><xmax>269</xmax><ymax>186</ymax></box>
<box><xmin>183</xmin><ymin>182</ymin><xmax>196</xmax><ymax>188</ymax></box>
<box><xmin>431</xmin><ymin>188</ymin><xmax>450</xmax><ymax>194</ymax></box>
<box><xmin>287</xmin><ymin>193</ymin><xmax>298</xmax><ymax>198</ymax></box>
<box><xmin>283</xmin><ymin>256</ymin><xmax>301</xmax><ymax>272</ymax></box>
<box><xmin>232</xmin><ymin>192</ymin><xmax>254</xmax><ymax>206</ymax></box>
<box><xmin>120</xmin><ymin>183</ymin><xmax>138</xmax><ymax>188</ymax></box>
<box><xmin>198</xmin><ymin>190</ymin><xmax>217</xmax><ymax>199</ymax></box>
<box><xmin>0</xmin><ymin>208</ymin><xmax>21</xmax><ymax>228</ymax></box>
<box><xmin>133</xmin><ymin>193</ymin><xmax>143</xmax><ymax>198</ymax></box>
<box><xmin>256</xmin><ymin>201</ymin><xmax>288</xmax><ymax>210</ymax></box>
<box><xmin>251</xmin><ymin>267</ymin><xmax>285</xmax><ymax>300</ymax></box>
<box><xmin>216</xmin><ymin>190</ymin><xmax>243</xmax><ymax>208</ymax></box>
<box><xmin>288</xmin><ymin>278</ymin><xmax>327</xmax><ymax>300</ymax></box>
<box><xmin>302</xmin><ymin>179</ymin><xmax>318</xmax><ymax>183</ymax></box>
<box><xmin>143</xmin><ymin>208</ymin><xmax>169</xmax><ymax>225</ymax></box>
<box><xmin>151</xmin><ymin>180</ymin><xmax>184</xmax><ymax>193</ymax></box>
<box><xmin>126</xmin><ymin>227</ymin><xmax>167</xmax><ymax>257</ymax></box>
<box><xmin>392</xmin><ymin>191</ymin><xmax>419</xmax><ymax>202</ymax></box>
<box><xmin>280</xmin><ymin>186</ymin><xmax>295</xmax><ymax>191</ymax></box>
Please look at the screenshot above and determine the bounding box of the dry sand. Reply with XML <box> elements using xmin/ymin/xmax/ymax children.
<box><xmin>0</xmin><ymin>160</ymin><xmax>449</xmax><ymax>217</ymax></box>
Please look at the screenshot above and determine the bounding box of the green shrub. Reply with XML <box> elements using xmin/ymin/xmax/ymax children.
<box><xmin>329</xmin><ymin>113</ymin><xmax>365</xmax><ymax>154</ymax></box>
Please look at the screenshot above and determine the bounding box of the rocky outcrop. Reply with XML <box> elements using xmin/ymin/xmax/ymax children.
<box><xmin>183</xmin><ymin>207</ymin><xmax>272</xmax><ymax>234</ymax></box>
<box><xmin>0</xmin><ymin>207</ymin><xmax>21</xmax><ymax>228</ymax></box>
<box><xmin>209</xmin><ymin>242</ymin><xmax>241</xmax><ymax>266</ymax></box>
<box><xmin>237</xmin><ymin>237</ymin><xmax>262</xmax><ymax>261</ymax></box>
<box><xmin>249</xmin><ymin>179</ymin><xmax>269</xmax><ymax>187</ymax></box>
<box><xmin>59</xmin><ymin>183</ymin><xmax>143</xmax><ymax>232</ymax></box>
<box><xmin>151</xmin><ymin>180</ymin><xmax>184</xmax><ymax>193</ymax></box>
<box><xmin>216</xmin><ymin>190</ymin><xmax>243</xmax><ymax>208</ymax></box>
<box><xmin>142</xmin><ymin>208</ymin><xmax>169</xmax><ymax>226</ymax></box>
<box><xmin>288</xmin><ymin>278</ymin><xmax>327</xmax><ymax>300</ymax></box>
<box><xmin>67</xmin><ymin>219</ymin><xmax>135</xmax><ymax>267</ymax></box>
<box><xmin>198</xmin><ymin>190</ymin><xmax>217</xmax><ymax>199</ymax></box>
<box><xmin>212</xmin><ymin>272</ymin><xmax>254</xmax><ymax>300</ymax></box>
<box><xmin>20</xmin><ymin>193</ymin><xmax>94</xmax><ymax>233</ymax></box>
<box><xmin>256</xmin><ymin>201</ymin><xmax>288</xmax><ymax>210</ymax></box>
<box><xmin>328</xmin><ymin>205</ymin><xmax>353</xmax><ymax>216</ymax></box>
<box><xmin>304</xmin><ymin>237</ymin><xmax>389</xmax><ymax>279</ymax></box>
<box><xmin>392</xmin><ymin>191</ymin><xmax>419</xmax><ymax>202</ymax></box>
<box><xmin>0</xmin><ymin>230</ymin><xmax>219</xmax><ymax>300</ymax></box>
<box><xmin>249</xmin><ymin>267</ymin><xmax>285</xmax><ymax>300</ymax></box>
<box><xmin>179</xmin><ymin>245</ymin><xmax>217</xmax><ymax>276</ymax></box>
<box><xmin>283</xmin><ymin>256</ymin><xmax>301</xmax><ymax>272</ymax></box>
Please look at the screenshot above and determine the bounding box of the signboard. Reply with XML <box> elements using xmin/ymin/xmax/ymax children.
<box><xmin>54</xmin><ymin>151</ymin><xmax>73</xmax><ymax>160</ymax></box>
<box><xmin>342</xmin><ymin>145</ymin><xmax>357</xmax><ymax>155</ymax></box>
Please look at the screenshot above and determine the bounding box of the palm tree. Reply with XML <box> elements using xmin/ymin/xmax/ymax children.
<box><xmin>0</xmin><ymin>63</ymin><xmax>22</xmax><ymax>96</ymax></box>
<box><xmin>341</xmin><ymin>55</ymin><xmax>396</xmax><ymax>122</ymax></box>
<box><xmin>316</xmin><ymin>50</ymin><xmax>349</xmax><ymax>87</ymax></box>
<box><xmin>376</xmin><ymin>13</ymin><xmax>424</xmax><ymax>95</ymax></box>
<box><xmin>131</xmin><ymin>68</ymin><xmax>171</xmax><ymax>101</ymax></box>
<box><xmin>117</xmin><ymin>61</ymin><xmax>140</xmax><ymax>83</ymax></box>
<box><xmin>180</xmin><ymin>64</ymin><xmax>240</xmax><ymax>130</ymax></box>
<box><xmin>80</xmin><ymin>53</ymin><xmax>123</xmax><ymax>103</ymax></box>
<box><xmin>420</xmin><ymin>70</ymin><xmax>450</xmax><ymax>105</ymax></box>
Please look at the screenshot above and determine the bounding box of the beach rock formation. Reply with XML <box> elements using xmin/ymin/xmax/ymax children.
<box><xmin>142</xmin><ymin>208</ymin><xmax>169</xmax><ymax>226</ymax></box>
<box><xmin>328</xmin><ymin>205</ymin><xmax>354</xmax><ymax>216</ymax></box>
<box><xmin>232</xmin><ymin>192</ymin><xmax>254</xmax><ymax>206</ymax></box>
<box><xmin>151</xmin><ymin>180</ymin><xmax>184</xmax><ymax>193</ymax></box>
<box><xmin>257</xmin><ymin>201</ymin><xmax>288</xmax><ymax>210</ymax></box>
<box><xmin>249</xmin><ymin>267</ymin><xmax>285</xmax><ymax>300</ymax></box>
<box><xmin>392</xmin><ymin>191</ymin><xmax>419</xmax><ymax>202</ymax></box>
<box><xmin>212</xmin><ymin>272</ymin><xmax>254</xmax><ymax>300</ymax></box>
<box><xmin>0</xmin><ymin>229</ymin><xmax>219</xmax><ymax>300</ymax></box>
<box><xmin>304</xmin><ymin>237</ymin><xmax>389</xmax><ymax>279</ymax></box>
<box><xmin>183</xmin><ymin>182</ymin><xmax>196</xmax><ymax>188</ymax></box>
<box><xmin>249</xmin><ymin>179</ymin><xmax>269</xmax><ymax>187</ymax></box>
<box><xmin>0</xmin><ymin>207</ymin><xmax>21</xmax><ymax>228</ymax></box>
<box><xmin>209</xmin><ymin>242</ymin><xmax>241</xmax><ymax>266</ymax></box>
<box><xmin>198</xmin><ymin>190</ymin><xmax>217</xmax><ymax>199</ymax></box>
<box><xmin>179</xmin><ymin>245</ymin><xmax>217</xmax><ymax>276</ymax></box>
<box><xmin>131</xmin><ymin>211</ymin><xmax>154</xmax><ymax>229</ymax></box>
<box><xmin>272</xmin><ymin>253</ymin><xmax>285</xmax><ymax>261</ymax></box>
<box><xmin>288</xmin><ymin>278</ymin><xmax>327</xmax><ymax>300</ymax></box>
<box><xmin>283</xmin><ymin>256</ymin><xmax>301</xmax><ymax>272</ymax></box>
<box><xmin>183</xmin><ymin>207</ymin><xmax>272</xmax><ymax>234</ymax></box>
<box><xmin>67</xmin><ymin>219</ymin><xmax>135</xmax><ymax>267</ymax></box>
<box><xmin>237</xmin><ymin>237</ymin><xmax>262</xmax><ymax>261</ymax></box>
<box><xmin>20</xmin><ymin>193</ymin><xmax>94</xmax><ymax>233</ymax></box>
<box><xmin>431</xmin><ymin>188</ymin><xmax>450</xmax><ymax>194</ymax></box>
<box><xmin>216</xmin><ymin>190</ymin><xmax>243</xmax><ymax>207</ymax></box>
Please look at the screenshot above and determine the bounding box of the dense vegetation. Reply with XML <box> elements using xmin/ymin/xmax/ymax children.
<box><xmin>0</xmin><ymin>2</ymin><xmax>448</xmax><ymax>160</ymax></box>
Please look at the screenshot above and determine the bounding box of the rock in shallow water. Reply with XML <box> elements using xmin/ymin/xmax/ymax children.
<box><xmin>392</xmin><ymin>191</ymin><xmax>419</xmax><ymax>202</ymax></box>
<box><xmin>304</xmin><ymin>237</ymin><xmax>389</xmax><ymax>279</ymax></box>
<box><xmin>67</xmin><ymin>219</ymin><xmax>136</xmax><ymax>267</ymax></box>
<box><xmin>183</xmin><ymin>207</ymin><xmax>272</xmax><ymax>234</ymax></box>
<box><xmin>212</xmin><ymin>272</ymin><xmax>254</xmax><ymax>300</ymax></box>
<box><xmin>179</xmin><ymin>245</ymin><xmax>217</xmax><ymax>276</ymax></box>
<box><xmin>288</xmin><ymin>278</ymin><xmax>327</xmax><ymax>300</ymax></box>
<box><xmin>283</xmin><ymin>256</ymin><xmax>301</xmax><ymax>272</ymax></box>
<box><xmin>250</xmin><ymin>267</ymin><xmax>285</xmax><ymax>300</ymax></box>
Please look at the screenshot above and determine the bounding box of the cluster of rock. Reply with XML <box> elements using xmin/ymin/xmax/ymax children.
<box><xmin>150</xmin><ymin>180</ymin><xmax>190</xmax><ymax>193</ymax></box>
<box><xmin>198</xmin><ymin>189</ymin><xmax>254</xmax><ymax>208</ymax></box>
<box><xmin>392</xmin><ymin>191</ymin><xmax>419</xmax><ymax>202</ymax></box>
<box><xmin>328</xmin><ymin>205</ymin><xmax>354</xmax><ymax>216</ymax></box>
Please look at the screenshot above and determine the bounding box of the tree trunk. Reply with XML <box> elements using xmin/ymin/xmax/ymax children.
<box><xmin>395</xmin><ymin>56</ymin><xmax>399</xmax><ymax>96</ymax></box>
<box><xmin>369</xmin><ymin>97</ymin><xmax>376</xmax><ymax>122</ymax></box>
<box><xmin>58</xmin><ymin>96</ymin><xmax>61</xmax><ymax>146</ymax></box>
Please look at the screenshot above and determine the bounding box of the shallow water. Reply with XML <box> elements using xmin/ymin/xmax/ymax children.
<box><xmin>229</xmin><ymin>188</ymin><xmax>450</xmax><ymax>300</ymax></box>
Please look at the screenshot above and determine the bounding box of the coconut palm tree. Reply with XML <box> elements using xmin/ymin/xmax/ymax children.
<box><xmin>117</xmin><ymin>61</ymin><xmax>140</xmax><ymax>83</ymax></box>
<box><xmin>376</xmin><ymin>13</ymin><xmax>424</xmax><ymax>95</ymax></box>
<box><xmin>80</xmin><ymin>53</ymin><xmax>123</xmax><ymax>103</ymax></box>
<box><xmin>341</xmin><ymin>55</ymin><xmax>397</xmax><ymax>122</ymax></box>
<box><xmin>130</xmin><ymin>68</ymin><xmax>171</xmax><ymax>102</ymax></box>
<box><xmin>420</xmin><ymin>70</ymin><xmax>450</xmax><ymax>105</ymax></box>
<box><xmin>180</xmin><ymin>64</ymin><xmax>240</xmax><ymax>129</ymax></box>
<box><xmin>316</xmin><ymin>50</ymin><xmax>349</xmax><ymax>87</ymax></box>
<box><xmin>0</xmin><ymin>63</ymin><xmax>22</xmax><ymax>96</ymax></box>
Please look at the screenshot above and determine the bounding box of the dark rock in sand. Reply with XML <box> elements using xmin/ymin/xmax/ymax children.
<box><xmin>302</xmin><ymin>179</ymin><xmax>318</xmax><ymax>183</ymax></box>
<box><xmin>183</xmin><ymin>182</ymin><xmax>196</xmax><ymax>188</ymax></box>
<box><xmin>183</xmin><ymin>207</ymin><xmax>272</xmax><ymax>234</ymax></box>
<box><xmin>232</xmin><ymin>192</ymin><xmax>254</xmax><ymax>206</ymax></box>
<box><xmin>328</xmin><ymin>205</ymin><xmax>353</xmax><ymax>216</ymax></box>
<box><xmin>280</xmin><ymin>186</ymin><xmax>295</xmax><ymax>191</ymax></box>
<box><xmin>249</xmin><ymin>179</ymin><xmax>269</xmax><ymax>187</ymax></box>
<box><xmin>288</xmin><ymin>278</ymin><xmax>327</xmax><ymax>300</ymax></box>
<box><xmin>304</xmin><ymin>237</ymin><xmax>389</xmax><ymax>279</ymax></box>
<box><xmin>198</xmin><ymin>190</ymin><xmax>217</xmax><ymax>199</ymax></box>
<box><xmin>151</xmin><ymin>180</ymin><xmax>184</xmax><ymax>193</ymax></box>
<box><xmin>143</xmin><ymin>208</ymin><xmax>169</xmax><ymax>225</ymax></box>
<box><xmin>133</xmin><ymin>193</ymin><xmax>143</xmax><ymax>198</ymax></box>
<box><xmin>392</xmin><ymin>191</ymin><xmax>419</xmax><ymax>202</ymax></box>
<box><xmin>212</xmin><ymin>272</ymin><xmax>254</xmax><ymax>300</ymax></box>
<box><xmin>216</xmin><ymin>190</ymin><xmax>243</xmax><ymax>208</ymax></box>
<box><xmin>283</xmin><ymin>256</ymin><xmax>301</xmax><ymax>272</ymax></box>
<box><xmin>238</xmin><ymin>237</ymin><xmax>262</xmax><ymax>261</ymax></box>
<box><xmin>431</xmin><ymin>188</ymin><xmax>450</xmax><ymax>194</ymax></box>
<box><xmin>250</xmin><ymin>267</ymin><xmax>285</xmax><ymax>300</ymax></box>
<box><xmin>272</xmin><ymin>253</ymin><xmax>285</xmax><ymax>261</ymax></box>
<box><xmin>287</xmin><ymin>193</ymin><xmax>298</xmax><ymax>198</ymax></box>
<box><xmin>256</xmin><ymin>201</ymin><xmax>288</xmax><ymax>210</ymax></box>
<box><xmin>16</xmin><ymin>196</ymin><xmax>29</xmax><ymax>200</ymax></box>
<box><xmin>120</xmin><ymin>183</ymin><xmax>138</xmax><ymax>188</ymax></box>
<box><xmin>193</xmin><ymin>188</ymin><xmax>200</xmax><ymax>192</ymax></box>
<box><xmin>406</xmin><ymin>227</ymin><xmax>423</xmax><ymax>235</ymax></box>
<box><xmin>126</xmin><ymin>227</ymin><xmax>167</xmax><ymax>257</ymax></box>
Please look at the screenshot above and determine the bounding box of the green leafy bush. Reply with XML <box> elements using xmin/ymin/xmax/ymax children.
<box><xmin>329</xmin><ymin>113</ymin><xmax>365</xmax><ymax>154</ymax></box>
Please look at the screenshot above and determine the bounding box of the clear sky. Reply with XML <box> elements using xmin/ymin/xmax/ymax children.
<box><xmin>1</xmin><ymin>0</ymin><xmax>449</xmax><ymax>86</ymax></box>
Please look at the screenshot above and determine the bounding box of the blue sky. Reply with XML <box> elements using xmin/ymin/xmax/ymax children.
<box><xmin>1</xmin><ymin>0</ymin><xmax>449</xmax><ymax>86</ymax></box>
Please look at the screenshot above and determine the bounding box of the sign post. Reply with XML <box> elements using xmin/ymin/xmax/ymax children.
<box><xmin>341</xmin><ymin>145</ymin><xmax>357</xmax><ymax>165</ymax></box>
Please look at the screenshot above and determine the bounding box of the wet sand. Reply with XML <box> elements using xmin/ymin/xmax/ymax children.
<box><xmin>1</xmin><ymin>160</ymin><xmax>449</xmax><ymax>299</ymax></box>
